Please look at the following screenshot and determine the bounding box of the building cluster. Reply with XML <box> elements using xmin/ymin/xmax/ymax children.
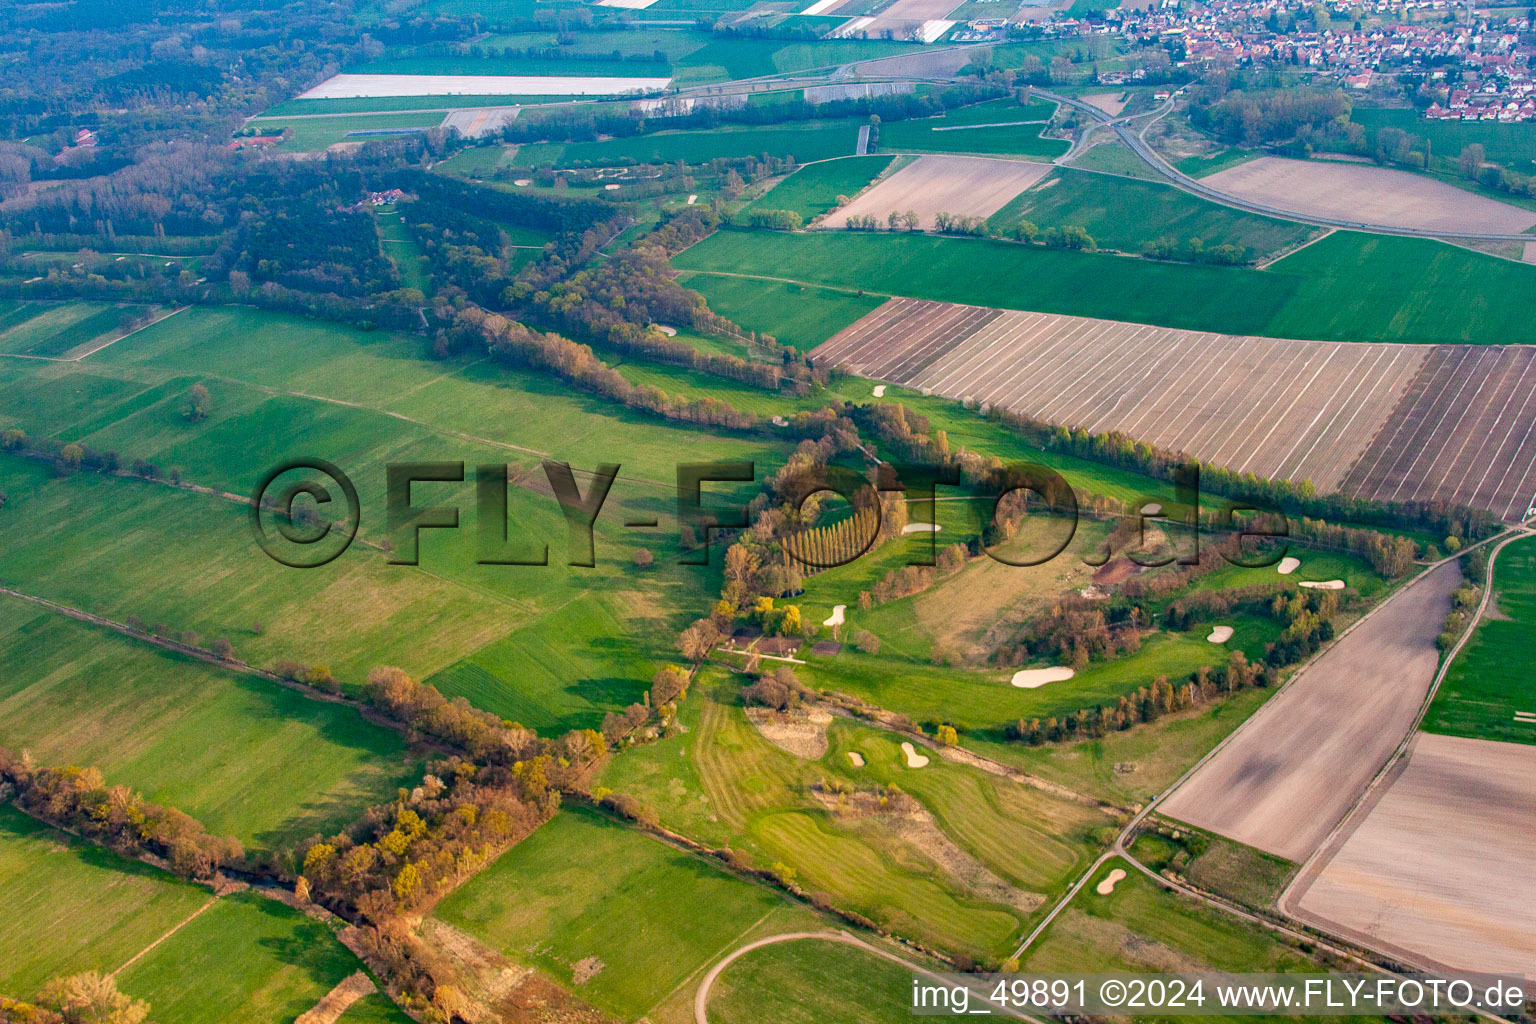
<box><xmin>1027</xmin><ymin>0</ymin><xmax>1535</xmax><ymax>121</ymax></box>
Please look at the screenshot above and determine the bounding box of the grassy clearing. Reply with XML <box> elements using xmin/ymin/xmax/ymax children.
<box><xmin>878</xmin><ymin>98</ymin><xmax>1068</xmax><ymax>159</ymax></box>
<box><xmin>1425</xmin><ymin>535</ymin><xmax>1536</xmax><ymax>745</ymax></box>
<box><xmin>988</xmin><ymin>167</ymin><xmax>1316</xmax><ymax>258</ymax></box>
<box><xmin>744</xmin><ymin>155</ymin><xmax>895</xmax><ymax>223</ymax></box>
<box><xmin>0</xmin><ymin>806</ymin><xmax>366</xmax><ymax>1023</ymax></box>
<box><xmin>678</xmin><ymin>271</ymin><xmax>886</xmax><ymax>351</ymax></box>
<box><xmin>434</xmin><ymin>804</ymin><xmax>789</xmax><ymax>1020</ymax></box>
<box><xmin>1352</xmin><ymin>106</ymin><xmax>1536</xmax><ymax>172</ymax></box>
<box><xmin>1068</xmin><ymin>140</ymin><xmax>1166</xmax><ymax>179</ymax></box>
<box><xmin>0</xmin><ymin>597</ymin><xmax>420</xmax><ymax>852</ymax></box>
<box><xmin>675</xmin><ymin>227</ymin><xmax>1536</xmax><ymax>345</ymax></box>
<box><xmin>336</xmin><ymin>994</ymin><xmax>416</xmax><ymax>1023</ymax></box>
<box><xmin>516</xmin><ymin>120</ymin><xmax>864</xmax><ymax>168</ymax></box>
<box><xmin>375</xmin><ymin>206</ymin><xmax>431</xmax><ymax>293</ymax></box>
<box><xmin>1131</xmin><ymin>827</ymin><xmax>1297</xmax><ymax>911</ymax></box>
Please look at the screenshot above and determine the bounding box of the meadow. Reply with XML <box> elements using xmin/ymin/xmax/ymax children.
<box><xmin>1425</xmin><ymin>536</ymin><xmax>1536</xmax><ymax>745</ymax></box>
<box><xmin>515</xmin><ymin>119</ymin><xmax>864</xmax><ymax>168</ymax></box>
<box><xmin>0</xmin><ymin>806</ymin><xmax>370</xmax><ymax>1023</ymax></box>
<box><xmin>264</xmin><ymin>94</ymin><xmax>570</xmax><ymax>115</ymax></box>
<box><xmin>0</xmin><ymin>597</ymin><xmax>420</xmax><ymax>852</ymax></box>
<box><xmin>353</xmin><ymin>55</ymin><xmax>670</xmax><ymax>77</ymax></box>
<box><xmin>987</xmin><ymin>167</ymin><xmax>1317</xmax><ymax>257</ymax></box>
<box><xmin>1352</xmin><ymin>105</ymin><xmax>1536</xmax><ymax>172</ymax></box>
<box><xmin>877</xmin><ymin>98</ymin><xmax>1069</xmax><ymax>159</ymax></box>
<box><xmin>375</xmin><ymin>206</ymin><xmax>431</xmax><ymax>293</ymax></box>
<box><xmin>0</xmin><ymin>306</ymin><xmax>787</xmax><ymax>731</ymax></box>
<box><xmin>0</xmin><ymin>300</ymin><xmax>136</xmax><ymax>358</ymax></box>
<box><xmin>673</xmin><ymin>227</ymin><xmax>1536</xmax><ymax>346</ymax></box>
<box><xmin>745</xmin><ymin>155</ymin><xmax>895</xmax><ymax>223</ymax></box>
<box><xmin>677</xmin><ymin>271</ymin><xmax>886</xmax><ymax>351</ymax></box>
<box><xmin>434</xmin><ymin>805</ymin><xmax>792</xmax><ymax>1020</ymax></box>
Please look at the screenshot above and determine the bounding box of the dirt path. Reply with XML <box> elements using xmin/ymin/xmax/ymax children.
<box><xmin>72</xmin><ymin>305</ymin><xmax>187</xmax><ymax>360</ymax></box>
<box><xmin>294</xmin><ymin>972</ymin><xmax>377</xmax><ymax>1024</ymax></box>
<box><xmin>110</xmin><ymin>896</ymin><xmax>219</xmax><ymax>977</ymax></box>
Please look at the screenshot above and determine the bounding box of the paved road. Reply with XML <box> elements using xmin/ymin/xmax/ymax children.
<box><xmin>1036</xmin><ymin>87</ymin><xmax>1536</xmax><ymax>243</ymax></box>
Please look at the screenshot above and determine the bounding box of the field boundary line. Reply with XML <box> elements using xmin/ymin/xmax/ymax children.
<box><xmin>110</xmin><ymin>895</ymin><xmax>218</xmax><ymax>978</ymax></box>
<box><xmin>73</xmin><ymin>305</ymin><xmax>187</xmax><ymax>361</ymax></box>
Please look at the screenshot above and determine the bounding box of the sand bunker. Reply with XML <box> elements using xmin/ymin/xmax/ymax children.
<box><xmin>513</xmin><ymin>179</ymin><xmax>531</xmax><ymax>187</ymax></box>
<box><xmin>1300</xmin><ymin>579</ymin><xmax>1346</xmax><ymax>590</ymax></box>
<box><xmin>746</xmin><ymin>707</ymin><xmax>834</xmax><ymax>759</ymax></box>
<box><xmin>1207</xmin><ymin>625</ymin><xmax>1234</xmax><ymax>643</ymax></box>
<box><xmin>902</xmin><ymin>522</ymin><xmax>941</xmax><ymax>534</ymax></box>
<box><xmin>823</xmin><ymin>604</ymin><xmax>846</xmax><ymax>627</ymax></box>
<box><xmin>1277</xmin><ymin>557</ymin><xmax>1301</xmax><ymax>574</ymax></box>
<box><xmin>1011</xmin><ymin>666</ymin><xmax>1074</xmax><ymax>688</ymax></box>
<box><xmin>653</xmin><ymin>324</ymin><xmax>677</xmax><ymax>336</ymax></box>
<box><xmin>872</xmin><ymin>384</ymin><xmax>887</xmax><ymax>397</ymax></box>
<box><xmin>901</xmin><ymin>741</ymin><xmax>930</xmax><ymax>768</ymax></box>
<box><xmin>1095</xmin><ymin>868</ymin><xmax>1127</xmax><ymax>895</ymax></box>
<box><xmin>847</xmin><ymin>751</ymin><xmax>865</xmax><ymax>767</ymax></box>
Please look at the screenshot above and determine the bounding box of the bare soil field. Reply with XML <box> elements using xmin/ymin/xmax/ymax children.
<box><xmin>298</xmin><ymin>73</ymin><xmax>672</xmax><ymax>99</ymax></box>
<box><xmin>856</xmin><ymin>0</ymin><xmax>963</xmax><ymax>37</ymax></box>
<box><xmin>815</xmin><ymin>297</ymin><xmax>1536</xmax><ymax>518</ymax></box>
<box><xmin>813</xmin><ymin>297</ymin><xmax>1427</xmax><ymax>495</ymax></box>
<box><xmin>822</xmin><ymin>156</ymin><xmax>1051</xmax><ymax>229</ymax></box>
<box><xmin>1158</xmin><ymin>560</ymin><xmax>1461</xmax><ymax>862</ymax></box>
<box><xmin>1203</xmin><ymin>157</ymin><xmax>1536</xmax><ymax>235</ymax></box>
<box><xmin>1341</xmin><ymin>345</ymin><xmax>1536</xmax><ymax>519</ymax></box>
<box><xmin>1079</xmin><ymin>92</ymin><xmax>1128</xmax><ymax>116</ymax></box>
<box><xmin>1286</xmin><ymin>732</ymin><xmax>1536</xmax><ymax>979</ymax></box>
<box><xmin>442</xmin><ymin>107</ymin><xmax>520</xmax><ymax>138</ymax></box>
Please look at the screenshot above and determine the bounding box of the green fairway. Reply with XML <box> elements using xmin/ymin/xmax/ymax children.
<box><xmin>375</xmin><ymin>207</ymin><xmax>430</xmax><ymax>293</ymax></box>
<box><xmin>988</xmin><ymin>167</ymin><xmax>1316</xmax><ymax>258</ymax></box>
<box><xmin>0</xmin><ymin>598</ymin><xmax>421</xmax><ymax>852</ymax></box>
<box><xmin>1425</xmin><ymin>536</ymin><xmax>1536</xmax><ymax>745</ymax></box>
<box><xmin>435</xmin><ymin>805</ymin><xmax>789</xmax><ymax>1020</ymax></box>
<box><xmin>516</xmin><ymin>119</ymin><xmax>863</xmax><ymax>168</ymax></box>
<box><xmin>674</xmin><ymin>227</ymin><xmax>1536</xmax><ymax>345</ymax></box>
<box><xmin>0</xmin><ymin>806</ymin><xmax>369</xmax><ymax>1022</ymax></box>
<box><xmin>600</xmin><ymin>677</ymin><xmax>1111</xmax><ymax>960</ymax></box>
<box><xmin>878</xmin><ymin>98</ymin><xmax>1068</xmax><ymax>159</ymax></box>
<box><xmin>678</xmin><ymin>271</ymin><xmax>886</xmax><ymax>351</ymax></box>
<box><xmin>745</xmin><ymin>155</ymin><xmax>895</xmax><ymax>223</ymax></box>
<box><xmin>706</xmin><ymin>938</ymin><xmax>973</xmax><ymax>1024</ymax></box>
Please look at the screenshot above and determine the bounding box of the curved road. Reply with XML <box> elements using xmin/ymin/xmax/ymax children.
<box><xmin>1035</xmin><ymin>87</ymin><xmax>1536</xmax><ymax>243</ymax></box>
<box><xmin>693</xmin><ymin>931</ymin><xmax>1045</xmax><ymax>1024</ymax></box>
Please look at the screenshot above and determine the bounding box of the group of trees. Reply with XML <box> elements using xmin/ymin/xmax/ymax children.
<box><xmin>1191</xmin><ymin>84</ymin><xmax>1353</xmax><ymax>148</ymax></box>
<box><xmin>859</xmin><ymin>542</ymin><xmax>970</xmax><ymax>608</ymax></box>
<box><xmin>742</xmin><ymin>666</ymin><xmax>810</xmax><ymax>711</ymax></box>
<box><xmin>0</xmin><ymin>750</ymin><xmax>242</xmax><ymax>880</ymax></box>
<box><xmin>0</xmin><ymin>971</ymin><xmax>149</xmax><ymax>1024</ymax></box>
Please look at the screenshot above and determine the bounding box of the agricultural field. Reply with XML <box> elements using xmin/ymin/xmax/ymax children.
<box><xmin>745</xmin><ymin>155</ymin><xmax>895</xmax><ymax>223</ymax></box>
<box><xmin>0</xmin><ymin>805</ymin><xmax>370</xmax><ymax>1022</ymax></box>
<box><xmin>1288</xmin><ymin>732</ymin><xmax>1536</xmax><ymax>978</ymax></box>
<box><xmin>515</xmin><ymin>119</ymin><xmax>864</xmax><ymax>167</ymax></box>
<box><xmin>434</xmin><ymin>805</ymin><xmax>793</xmax><ymax>1020</ymax></box>
<box><xmin>877</xmin><ymin>97</ymin><xmax>1068</xmax><ymax>159</ymax></box>
<box><xmin>677</xmin><ymin>271</ymin><xmax>887</xmax><ymax>351</ymax></box>
<box><xmin>1425</xmin><ymin>536</ymin><xmax>1536</xmax><ymax>743</ymax></box>
<box><xmin>1202</xmin><ymin>156</ymin><xmax>1536</xmax><ymax>235</ymax></box>
<box><xmin>246</xmin><ymin>111</ymin><xmax>448</xmax><ymax>152</ymax></box>
<box><xmin>673</xmin><ymin>227</ymin><xmax>1536</xmax><ymax>346</ymax></box>
<box><xmin>0</xmin><ymin>300</ymin><xmax>144</xmax><ymax>359</ymax></box>
<box><xmin>987</xmin><ymin>166</ymin><xmax>1318</xmax><ymax>257</ymax></box>
<box><xmin>1162</xmin><ymin>560</ymin><xmax>1461</xmax><ymax>862</ymax></box>
<box><xmin>813</xmin><ymin>297</ymin><xmax>1431</xmax><ymax>498</ymax></box>
<box><xmin>299</xmin><ymin>71</ymin><xmax>673</xmax><ymax>96</ymax></box>
<box><xmin>822</xmin><ymin>155</ymin><xmax>1053</xmax><ymax>229</ymax></box>
<box><xmin>0</xmin><ymin>597</ymin><xmax>420</xmax><ymax>852</ymax></box>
